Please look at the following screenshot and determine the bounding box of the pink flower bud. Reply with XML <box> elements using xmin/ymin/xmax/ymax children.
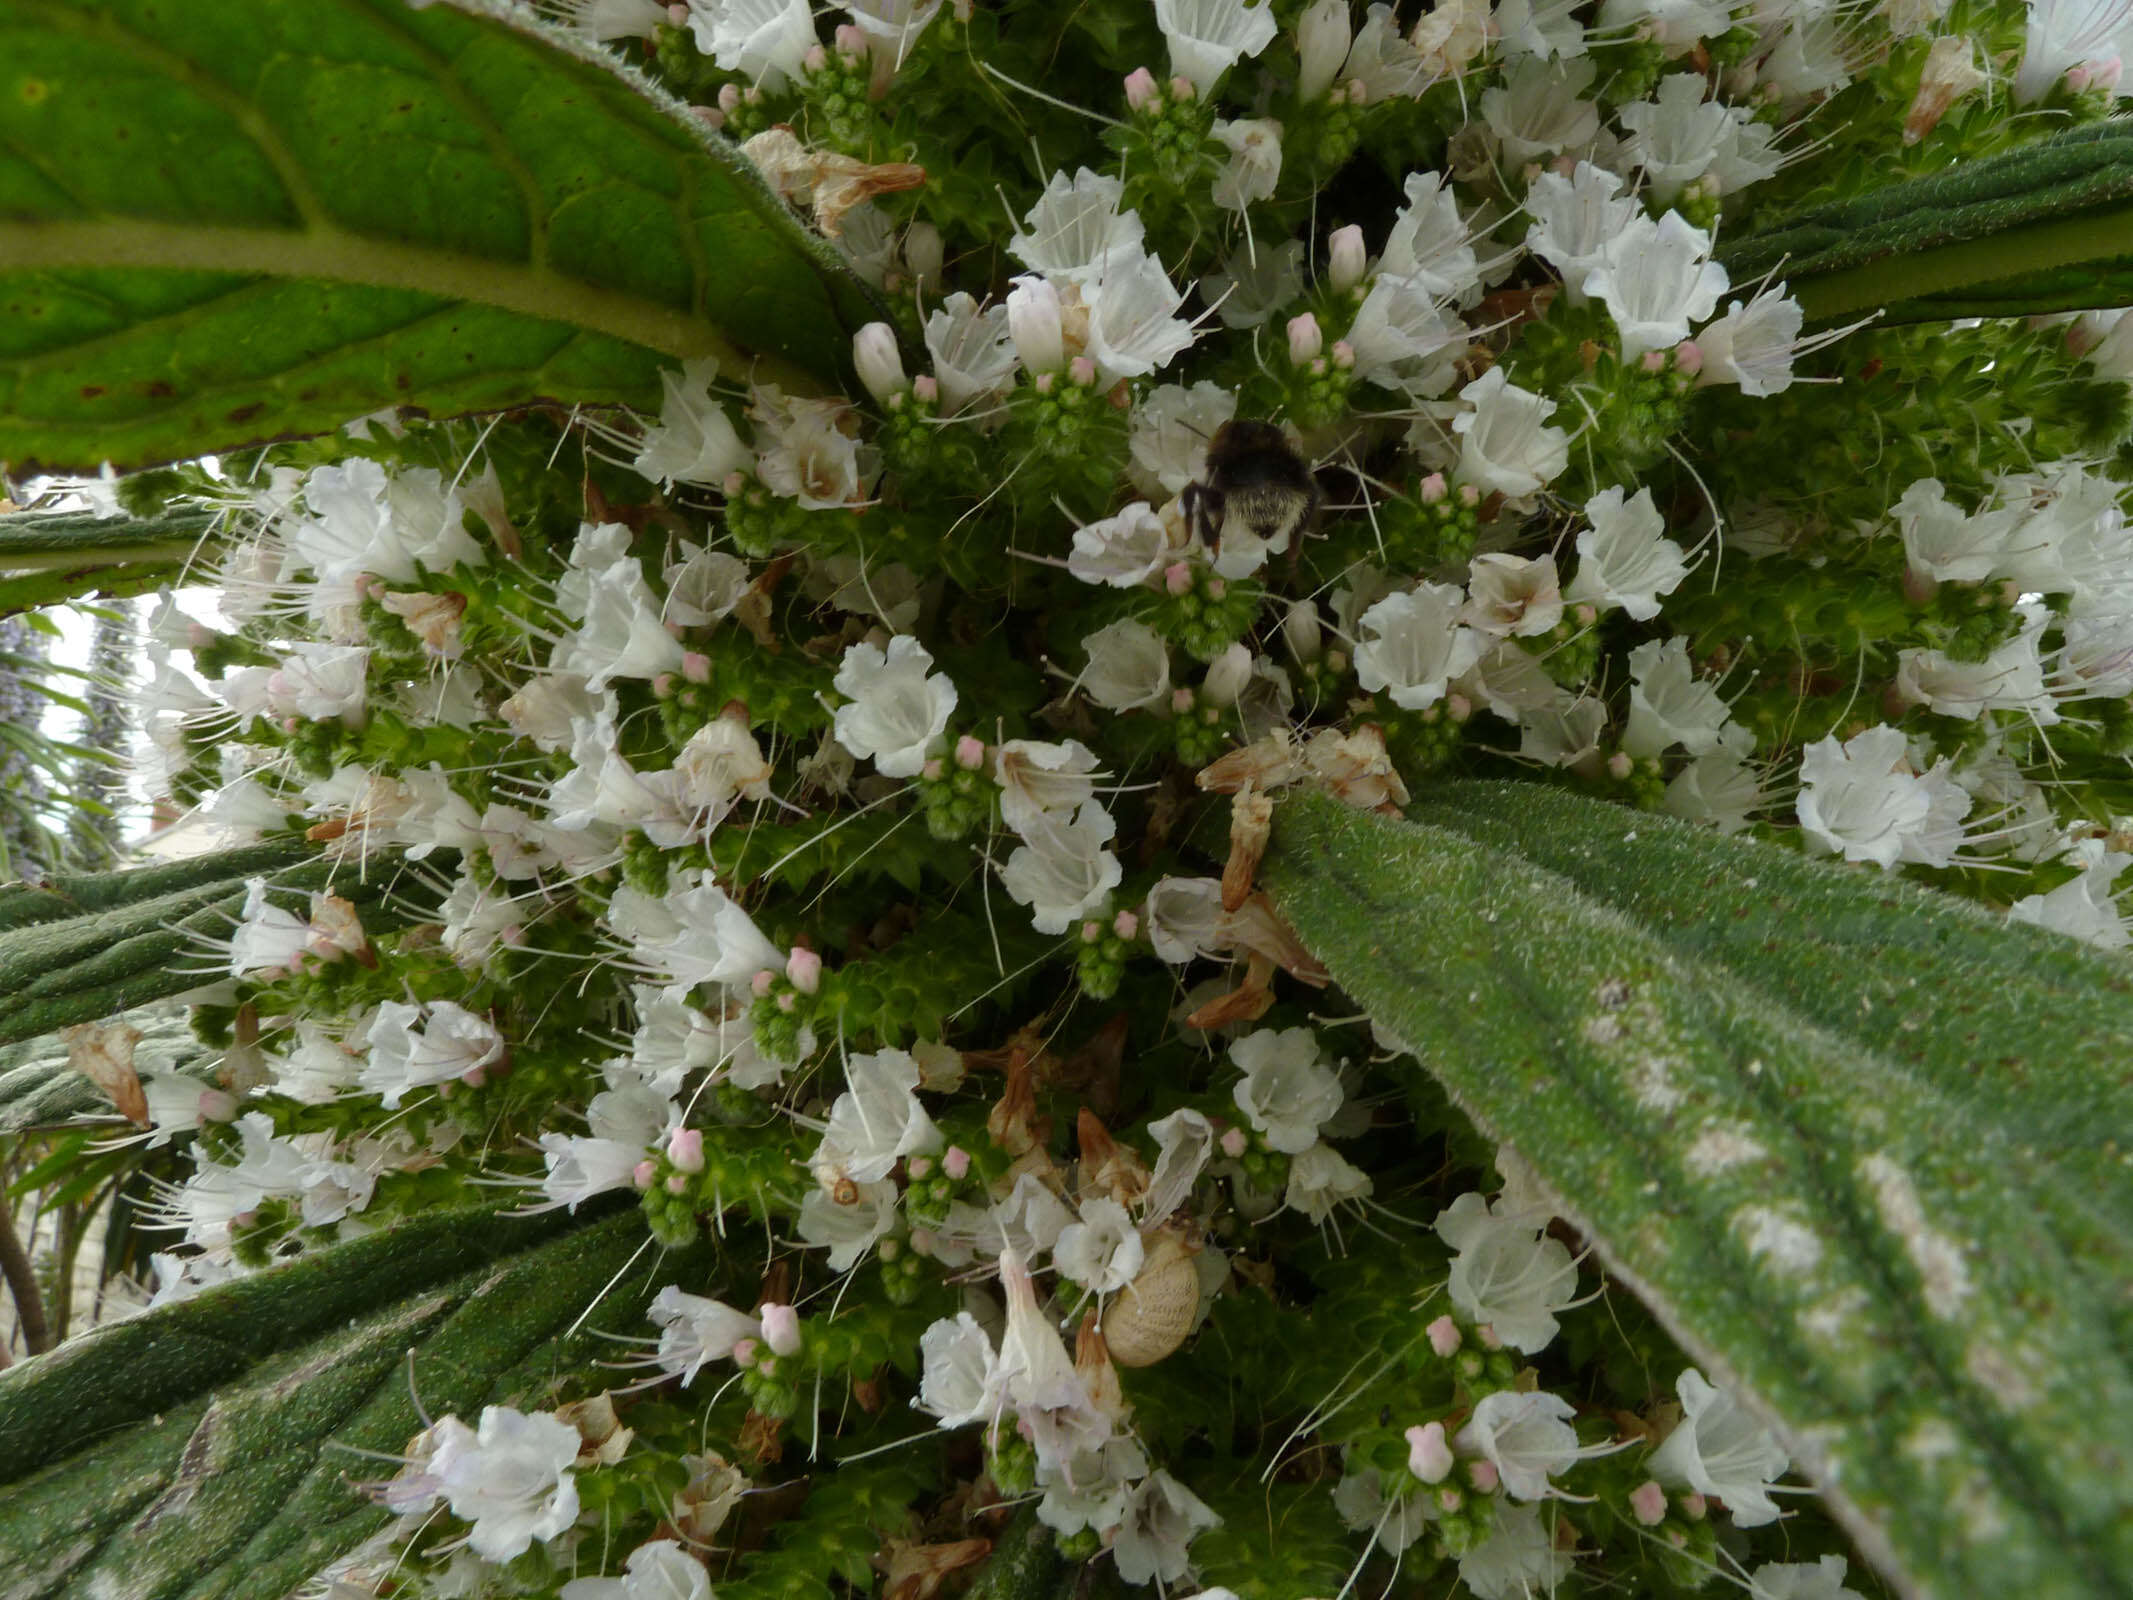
<box><xmin>1346</xmin><ymin>77</ymin><xmax>1367</xmax><ymax>103</ymax></box>
<box><xmin>664</xmin><ymin>1172</ymin><xmax>690</xmax><ymax>1194</ymax></box>
<box><xmin>921</xmin><ymin>757</ymin><xmax>944</xmax><ymax>781</ymax></box>
<box><xmin>942</xmin><ymin>1146</ymin><xmax>971</xmax><ymax>1181</ymax></box>
<box><xmin>1673</xmin><ymin>339</ymin><xmax>1703</xmax><ymax>377</ymax></box>
<box><xmin>691</xmin><ymin>104</ymin><xmax>725</xmax><ymax>129</ymax></box>
<box><xmin>733</xmin><ymin>1337</ymin><xmax>760</xmax><ymax>1367</ymax></box>
<box><xmin>802</xmin><ymin>42</ymin><xmax>828</xmax><ymax>72</ymax></box>
<box><xmin>1326</xmin><ymin>224</ymin><xmax>1367</xmax><ymax>293</ymax></box>
<box><xmin>197</xmin><ymin>1088</ymin><xmax>239</xmax><ymax>1123</ymax></box>
<box><xmin>1426</xmin><ymin>1314</ymin><xmax>1461</xmax><ymax>1356</ymax></box>
<box><xmin>1329</xmin><ymin>339</ymin><xmax>1355</xmax><ymax>369</ymax></box>
<box><xmin>912</xmin><ymin>373</ymin><xmax>940</xmax><ymax>405</ymax></box>
<box><xmin>653</xmin><ymin>672</ymin><xmax>676</xmax><ymax>696</ymax></box>
<box><xmin>718</xmin><ymin>83</ymin><xmax>742</xmax><ymax>113</ymax></box>
<box><xmin>1606</xmin><ymin>751</ymin><xmax>1633</xmax><ymax>781</ymax></box>
<box><xmin>909</xmin><ymin>1227</ymin><xmax>938</xmax><ymax>1256</ymax></box>
<box><xmin>682</xmin><ymin>650</ymin><xmax>711</xmax><ymax>683</ymax></box>
<box><xmin>460</xmin><ymin>1066</ymin><xmax>487</xmax><ymax>1089</ymax></box>
<box><xmin>1406</xmin><ymin>1421</ymin><xmax>1454</xmax><ymax>1483</ymax></box>
<box><xmin>1124</xmin><ymin>66</ymin><xmax>1161</xmax><ymax>109</ymax></box>
<box><xmin>1680</xmin><ymin>1491</ymin><xmax>1707</xmax><ymax>1520</ymax></box>
<box><xmin>1033</xmin><ymin>370</ymin><xmax>1056</xmax><ymax>394</ymax></box>
<box><xmin>908</xmin><ymin>1154</ymin><xmax>934</xmax><ymax>1180</ymax></box>
<box><xmin>1112</xmin><ymin>909</ymin><xmax>1139</xmax><ymax>940</ymax></box>
<box><xmin>1469</xmin><ymin>1459</ymin><xmax>1500</xmax><ymax>1494</ymax></box>
<box><xmin>1286</xmin><ymin>312</ymin><xmax>1324</xmax><ymax>365</ymax></box>
<box><xmin>955</xmin><ymin>733</ymin><xmax>987</xmax><ymax>770</ymax></box>
<box><xmin>760</xmin><ymin>1302</ymin><xmax>803</xmax><ymax>1355</ymax></box>
<box><xmin>1164</xmin><ymin>561</ymin><xmax>1194</xmax><ymax>596</ymax></box>
<box><xmin>853</xmin><ymin>321</ymin><xmax>908</xmax><ymax>402</ymax></box>
<box><xmin>1170</xmin><ymin>687</ymin><xmax>1197</xmax><ymax>715</ymax></box>
<box><xmin>668</xmin><ymin>1127</ymin><xmax>706</xmax><ymax>1173</ymax></box>
<box><xmin>1629</xmin><ymin>1480</ymin><xmax>1668</xmax><ymax>1525</ymax></box>
<box><xmin>1068</xmin><ymin>355</ymin><xmax>1098</xmax><ymax>388</ymax></box>
<box><xmin>1640</xmin><ymin>348</ymin><xmax>1668</xmax><ymax>374</ymax></box>
<box><xmin>1477</xmin><ymin>1322</ymin><xmax>1504</xmax><ymax>1350</ymax></box>
<box><xmin>835</xmin><ymin>21</ymin><xmax>867</xmax><ymax>55</ymax></box>
<box><xmin>1445</xmin><ymin>692</ymin><xmax>1472</xmax><ymax>723</ymax></box>
<box><xmin>1169</xmin><ymin>74</ymin><xmax>1196</xmax><ymax>100</ymax></box>
<box><xmin>633</xmin><ymin>1160</ymin><xmax>658</xmax><ymax>1190</ymax></box>
<box><xmin>668</xmin><ymin>3</ymin><xmax>688</xmax><ymax>20</ymax></box>
<box><xmin>1206</xmin><ymin>576</ymin><xmax>1226</xmax><ymax>600</ymax></box>
<box><xmin>776</xmin><ymin>990</ymin><xmax>797</xmax><ymax>1012</ymax></box>
<box><xmin>1081</xmin><ymin>919</ymin><xmax>1104</xmax><ymax>943</ymax></box>
<box><xmin>1419</xmin><ymin>472</ymin><xmax>1448</xmax><ymax>504</ymax></box>
<box><xmin>786</xmin><ymin>946</ymin><xmax>823</xmax><ymax>995</ymax></box>
<box><xmin>1437</xmin><ymin>1486</ymin><xmax>1464</xmax><ymax>1512</ymax></box>
<box><xmin>1219</xmin><ymin>1126</ymin><xmax>1249</xmax><ymax>1159</ymax></box>
<box><xmin>750</xmin><ymin>968</ymin><xmax>776</xmax><ymax>997</ymax></box>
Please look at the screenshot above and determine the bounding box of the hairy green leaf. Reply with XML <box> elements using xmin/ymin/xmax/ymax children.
<box><xmin>1266</xmin><ymin>788</ymin><xmax>2133</xmax><ymax>1600</ymax></box>
<box><xmin>0</xmin><ymin>506</ymin><xmax>221</xmax><ymax>615</ymax></box>
<box><xmin>0</xmin><ymin>1203</ymin><xmax>690</xmax><ymax>1598</ymax></box>
<box><xmin>1720</xmin><ymin>122</ymin><xmax>2133</xmax><ymax>322</ymax></box>
<box><xmin>0</xmin><ymin>1000</ymin><xmax>206</xmax><ymax>1133</ymax></box>
<box><xmin>0</xmin><ymin>0</ymin><xmax>881</xmax><ymax>473</ymax></box>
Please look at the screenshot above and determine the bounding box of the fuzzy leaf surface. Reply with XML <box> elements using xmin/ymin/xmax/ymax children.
<box><xmin>0</xmin><ymin>0</ymin><xmax>878</xmax><ymax>472</ymax></box>
<box><xmin>0</xmin><ymin>1204</ymin><xmax>684</xmax><ymax>1598</ymax></box>
<box><xmin>1265</xmin><ymin>788</ymin><xmax>2133</xmax><ymax>1600</ymax></box>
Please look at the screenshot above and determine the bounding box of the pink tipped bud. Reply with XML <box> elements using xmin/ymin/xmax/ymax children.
<box><xmin>1426</xmin><ymin>1314</ymin><xmax>1461</xmax><ymax>1357</ymax></box>
<box><xmin>907</xmin><ymin>1154</ymin><xmax>934</xmax><ymax>1180</ymax></box>
<box><xmin>633</xmin><ymin>1159</ymin><xmax>658</xmax><ymax>1190</ymax></box>
<box><xmin>1164</xmin><ymin>561</ymin><xmax>1195</xmax><ymax>595</ymax></box>
<box><xmin>1406</xmin><ymin>1421</ymin><xmax>1454</xmax><ymax>1483</ymax></box>
<box><xmin>1219</xmin><ymin>1126</ymin><xmax>1249</xmax><ymax>1159</ymax></box>
<box><xmin>1630</xmin><ymin>1480</ymin><xmax>1668</xmax><ymax>1525</ymax></box>
<box><xmin>750</xmin><ymin>968</ymin><xmax>776</xmax><ymax>998</ymax></box>
<box><xmin>1033</xmin><ymin>370</ymin><xmax>1056</xmax><ymax>394</ymax></box>
<box><xmin>834</xmin><ymin>21</ymin><xmax>867</xmax><ymax>55</ymax></box>
<box><xmin>1477</xmin><ymin>1322</ymin><xmax>1504</xmax><ymax>1350</ymax></box>
<box><xmin>802</xmin><ymin>42</ymin><xmax>828</xmax><ymax>72</ymax></box>
<box><xmin>908</xmin><ymin>1227</ymin><xmax>938</xmax><ymax>1256</ymax></box>
<box><xmin>922</xmin><ymin>757</ymin><xmax>945</xmax><ymax>781</ymax></box>
<box><xmin>1673</xmin><ymin>339</ymin><xmax>1703</xmax><ymax>377</ymax></box>
<box><xmin>1124</xmin><ymin>66</ymin><xmax>1161</xmax><ymax>109</ymax></box>
<box><xmin>691</xmin><ymin>104</ymin><xmax>725</xmax><ymax>130</ymax></box>
<box><xmin>681</xmin><ymin>650</ymin><xmax>711</xmax><ymax>683</ymax></box>
<box><xmin>1640</xmin><ymin>347</ymin><xmax>1668</xmax><ymax>374</ymax></box>
<box><xmin>776</xmin><ymin>990</ymin><xmax>797</xmax><ymax>1012</ymax></box>
<box><xmin>955</xmin><ymin>733</ymin><xmax>987</xmax><ymax>770</ymax></box>
<box><xmin>912</xmin><ymin>373</ymin><xmax>940</xmax><ymax>405</ymax></box>
<box><xmin>1419</xmin><ymin>472</ymin><xmax>1448</xmax><ymax>504</ymax></box>
<box><xmin>667</xmin><ymin>2</ymin><xmax>688</xmax><ymax>20</ymax></box>
<box><xmin>1112</xmin><ymin>909</ymin><xmax>1139</xmax><ymax>940</ymax></box>
<box><xmin>667</xmin><ymin>1126</ymin><xmax>706</xmax><ymax>1173</ymax></box>
<box><xmin>1469</xmin><ymin>1459</ymin><xmax>1501</xmax><ymax>1494</ymax></box>
<box><xmin>786</xmin><ymin>946</ymin><xmax>823</xmax><ymax>995</ymax></box>
<box><xmin>460</xmin><ymin>1066</ymin><xmax>487</xmax><ymax>1089</ymax></box>
<box><xmin>718</xmin><ymin>82</ymin><xmax>742</xmax><ymax>113</ymax></box>
<box><xmin>197</xmin><ymin>1088</ymin><xmax>239</xmax><ymax>1123</ymax></box>
<box><xmin>942</xmin><ymin>1145</ymin><xmax>972</xmax><ymax>1181</ymax></box>
<box><xmin>1346</xmin><ymin>77</ymin><xmax>1368</xmax><ymax>103</ymax></box>
<box><xmin>853</xmin><ymin>321</ymin><xmax>908</xmax><ymax>402</ymax></box>
<box><xmin>1330</xmin><ymin>339</ymin><xmax>1355</xmax><ymax>369</ymax></box>
<box><xmin>722</xmin><ymin>469</ymin><xmax>747</xmax><ymax>497</ymax></box>
<box><xmin>760</xmin><ymin>1302</ymin><xmax>803</xmax><ymax>1356</ymax></box>
<box><xmin>1170</xmin><ymin>687</ymin><xmax>1197</xmax><ymax>715</ymax></box>
<box><xmin>733</xmin><ymin>1336</ymin><xmax>760</xmax><ymax>1368</ymax></box>
<box><xmin>1286</xmin><ymin>312</ymin><xmax>1325</xmax><ymax>365</ymax></box>
<box><xmin>1169</xmin><ymin>74</ymin><xmax>1196</xmax><ymax>100</ymax></box>
<box><xmin>1445</xmin><ymin>692</ymin><xmax>1472</xmax><ymax>723</ymax></box>
<box><xmin>1680</xmin><ymin>1491</ymin><xmax>1707</xmax><ymax>1520</ymax></box>
<box><xmin>653</xmin><ymin>672</ymin><xmax>676</xmax><ymax>696</ymax></box>
<box><xmin>1326</xmin><ymin>224</ymin><xmax>1367</xmax><ymax>293</ymax></box>
<box><xmin>1206</xmin><ymin>576</ymin><xmax>1226</xmax><ymax>600</ymax></box>
<box><xmin>1068</xmin><ymin>354</ymin><xmax>1098</xmax><ymax>388</ymax></box>
<box><xmin>664</xmin><ymin>1172</ymin><xmax>690</xmax><ymax>1194</ymax></box>
<box><xmin>1081</xmin><ymin>919</ymin><xmax>1104</xmax><ymax>943</ymax></box>
<box><xmin>1607</xmin><ymin>751</ymin><xmax>1633</xmax><ymax>781</ymax></box>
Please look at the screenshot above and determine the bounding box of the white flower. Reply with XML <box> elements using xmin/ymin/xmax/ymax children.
<box><xmin>1038</xmin><ymin>1436</ymin><xmax>1150</xmax><ymax>1537</ymax></box>
<box><xmin>1333</xmin><ymin>1465</ymin><xmax>1436</xmax><ymax>1554</ymax></box>
<box><xmin>272</xmin><ymin>643</ymin><xmax>369</xmax><ymax>722</ymax></box>
<box><xmin>1481</xmin><ymin>57</ymin><xmax>1602</xmax><ymax>164</ymax></box>
<box><xmin>1286</xmin><ymin>1141</ymin><xmax>1373</xmax><ymax>1221</ymax></box>
<box><xmin>227</xmin><ymin>878</ymin><xmax>313</xmax><ymax>976</ymax></box>
<box><xmin>1618</xmin><ymin>74</ymin><xmax>1780</xmax><ymax>202</ymax></box>
<box><xmin>832</xmin><ymin>635</ymin><xmax>958</xmax><ymax>778</ymax></box>
<box><xmin>1452</xmin><ymin>368</ymin><xmax>1571</xmax><ymax>499</ymax></box>
<box><xmin>1001</xmin><ymin>806</ymin><xmax>1124</xmax><ymax>934</ymax></box>
<box><xmin>361</xmin><ymin>1000</ymin><xmax>504</xmax><ymax>1108</ymax></box>
<box><xmin>1435</xmin><ymin>1191</ymin><xmax>1580</xmax><ymax>1352</ymax></box>
<box><xmin>1010</xmin><ymin>169</ymin><xmax>1146</xmax><ymax>286</ymax></box>
<box><xmin>1695</xmin><ymin>283</ymin><xmax>1810</xmax><ymax>397</ymax></box>
<box><xmin>686</xmin><ymin>0</ymin><xmax>816</xmax><ymax>90</ymax></box>
<box><xmin>1343</xmin><ymin>2</ymin><xmax>1432</xmax><ymax>100</ymax></box>
<box><xmin>537</xmin><ymin>1130</ymin><xmax>647</xmax><ymax>1210</ymax></box>
<box><xmin>1129</xmin><ymin>382</ymin><xmax>1237</xmax><ymax>497</ymax></box>
<box><xmin>752</xmin><ymin>390</ymin><xmax>870</xmax><ymax>507</ymax></box>
<box><xmin>1595</xmin><ymin>0</ymin><xmax>1732</xmax><ymax>45</ymax></box>
<box><xmin>1070</xmin><ymin>502</ymin><xmax>1171</xmax><ymax>588</ymax></box>
<box><xmin>649</xmin><ymin>1286</ymin><xmax>762</xmax><ymax>1385</ymax></box>
<box><xmin>1144</xmin><ymin>1107</ymin><xmax>1217</xmax><ymax>1221</ymax></box>
<box><xmin>995</xmin><ymin>739</ymin><xmax>1103</xmax><ymax>834</ymax></box>
<box><xmin>1378</xmin><ymin>172</ymin><xmax>1483</xmax><ymax>303</ymax></box>
<box><xmin>1457</xmin><ymin>1503</ymin><xmax>1574</xmax><ymax>1600</ymax></box>
<box><xmin>1518</xmin><ymin>690</ymin><xmax>1608</xmax><ymax>770</ymax></box>
<box><xmin>816</xmin><ymin>1047</ymin><xmax>942</xmax><ymax>1185</ymax></box>
<box><xmin>2016</xmin><ymin>0</ymin><xmax>2133</xmax><ymax>102</ymax></box>
<box><xmin>1346</xmin><ymin>273</ymin><xmax>1465</xmax><ymax>398</ymax></box>
<box><xmin>557</xmin><ymin>557</ymin><xmax>688</xmax><ymax>690</ymax></box>
<box><xmin>1565</xmin><ymin>485</ymin><xmax>1691</xmax><ymax>621</ymax></box>
<box><xmin>1585</xmin><ymin>211</ymin><xmax>1728</xmax><ymax>361</ymax></box>
<box><xmin>1525</xmin><ymin>162</ymin><xmax>1642</xmax><ymax>303</ymax></box>
<box><xmin>1496</xmin><ymin>0</ymin><xmax>1588</xmax><ymax>59</ymax></box>
<box><xmin>1006</xmin><ymin>275</ymin><xmax>1066</xmax><ymax>373</ymax></box>
<box><xmin>1113</xmin><ymin>1469</ymin><xmax>1221</xmax><ymax>1584</ymax></box>
<box><xmin>1080</xmin><ymin>619</ymin><xmax>1172</xmax><ymax>711</ymax></box>
<box><xmin>1624</xmin><ymin>637</ymin><xmax>1732</xmax><ymax>757</ymax></box>
<box><xmin>1054</xmin><ymin>1195</ymin><xmax>1147</xmax><ymax>1295</ymax></box>
<box><xmin>917</xmin><ymin>1311</ymin><xmax>1005</xmax><ymax>1429</ymax></box>
<box><xmin>1891</xmin><ymin>478</ymin><xmax>2015</xmax><ymax>584</ymax></box>
<box><xmin>923</xmin><ymin>293</ymin><xmax>1017</xmax><ymax>412</ymax></box>
<box><xmin>1230</xmin><ymin>1026</ymin><xmax>1343</xmax><ymax>1154</ymax></box>
<box><xmin>1155</xmin><ymin>0</ymin><xmax>1279</xmax><ymax>92</ymax></box>
<box><xmin>1211</xmin><ymin>118</ymin><xmax>1284</xmax><ymax>211</ymax></box>
<box><xmin>1456</xmin><ymin>1391</ymin><xmax>1590</xmax><ymax>1501</ymax></box>
<box><xmin>1663</xmin><ymin>749</ymin><xmax>1765</xmax><ymax>834</ymax></box>
<box><xmin>1648</xmin><ymin>1368</ymin><xmax>1790</xmax><ymax>1526</ymax></box>
<box><xmin>998</xmin><ymin>1248</ymin><xmax>1112</xmax><ymax>1472</ymax></box>
<box><xmin>626</xmin><ymin>878</ymin><xmax>784</xmax><ymax>994</ymax></box>
<box><xmin>1749</xmin><ymin>1556</ymin><xmax>1867</xmax><ymax>1600</ymax></box>
<box><xmin>428</xmin><ymin>1406</ymin><xmax>581</xmax><ymax>1562</ymax></box>
<box><xmin>1198</xmin><ymin>237</ymin><xmax>1307</xmax><ymax>328</ymax></box>
<box><xmin>288</xmin><ymin>459</ymin><xmax>482</xmax><ymax>586</ymax></box>
<box><xmin>1465</xmin><ymin>553</ymin><xmax>1563</xmax><ymax>638</ymax></box>
<box><xmin>1144</xmin><ymin>876</ymin><xmax>1228</xmax><ymax>964</ymax></box>
<box><xmin>1354</xmin><ymin>585</ymin><xmax>1486</xmax><ymax>711</ymax></box>
<box><xmin>560</xmin><ymin>1540</ymin><xmax>714</xmax><ymax>1600</ymax></box>
<box><xmin>1895</xmin><ymin>629</ymin><xmax>2056</xmax><ymax>723</ymax></box>
<box><xmin>1085</xmin><ymin>250</ymin><xmax>1199</xmax><ymax>383</ymax></box>
<box><xmin>1796</xmin><ymin>726</ymin><xmax>1969</xmax><ymax>870</ymax></box>
<box><xmin>632</xmin><ymin>358</ymin><xmax>752</xmax><ymax>489</ymax></box>
<box><xmin>2008</xmin><ymin>841</ymin><xmax>2131</xmax><ymax>948</ymax></box>
<box><xmin>798</xmin><ymin>1177</ymin><xmax>900</xmax><ymax>1269</ymax></box>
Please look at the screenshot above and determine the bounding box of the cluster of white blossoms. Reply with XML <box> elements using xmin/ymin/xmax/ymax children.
<box><xmin>103</xmin><ymin>0</ymin><xmax>2133</xmax><ymax>1592</ymax></box>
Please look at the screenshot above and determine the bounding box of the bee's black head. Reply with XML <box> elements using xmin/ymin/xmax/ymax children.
<box><xmin>1205</xmin><ymin>420</ymin><xmax>1312</xmax><ymax>494</ymax></box>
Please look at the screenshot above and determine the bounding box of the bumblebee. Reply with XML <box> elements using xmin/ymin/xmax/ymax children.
<box><xmin>1179</xmin><ymin>419</ymin><xmax>1320</xmax><ymax>574</ymax></box>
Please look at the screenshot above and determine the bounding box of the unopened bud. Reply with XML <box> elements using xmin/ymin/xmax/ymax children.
<box><xmin>786</xmin><ymin>946</ymin><xmax>823</xmax><ymax>994</ymax></box>
<box><xmin>760</xmin><ymin>1302</ymin><xmax>803</xmax><ymax>1356</ymax></box>
<box><xmin>1007</xmin><ymin>276</ymin><xmax>1065</xmax><ymax>373</ymax></box>
<box><xmin>853</xmin><ymin>322</ymin><xmax>908</xmax><ymax>402</ymax></box>
<box><xmin>667</xmin><ymin>1126</ymin><xmax>705</xmax><ymax>1173</ymax></box>
<box><xmin>1327</xmin><ymin>224</ymin><xmax>1367</xmax><ymax>293</ymax></box>
<box><xmin>1124</xmin><ymin>66</ymin><xmax>1161</xmax><ymax>110</ymax></box>
<box><xmin>1286</xmin><ymin>311</ymin><xmax>1324</xmax><ymax>365</ymax></box>
<box><xmin>1406</xmin><ymin>1421</ymin><xmax>1454</xmax><ymax>1483</ymax></box>
<box><xmin>1296</xmin><ymin>0</ymin><xmax>1353</xmax><ymax>100</ymax></box>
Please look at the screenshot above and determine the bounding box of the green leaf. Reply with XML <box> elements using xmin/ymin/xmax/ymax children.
<box><xmin>0</xmin><ymin>1203</ymin><xmax>695</xmax><ymax>1598</ymax></box>
<box><xmin>0</xmin><ymin>0</ymin><xmax>883</xmax><ymax>473</ymax></box>
<box><xmin>1265</xmin><ymin>787</ymin><xmax>2133</xmax><ymax>1600</ymax></box>
<box><xmin>1720</xmin><ymin>122</ymin><xmax>2133</xmax><ymax>323</ymax></box>
<box><xmin>0</xmin><ymin>506</ymin><xmax>220</xmax><ymax>615</ymax></box>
